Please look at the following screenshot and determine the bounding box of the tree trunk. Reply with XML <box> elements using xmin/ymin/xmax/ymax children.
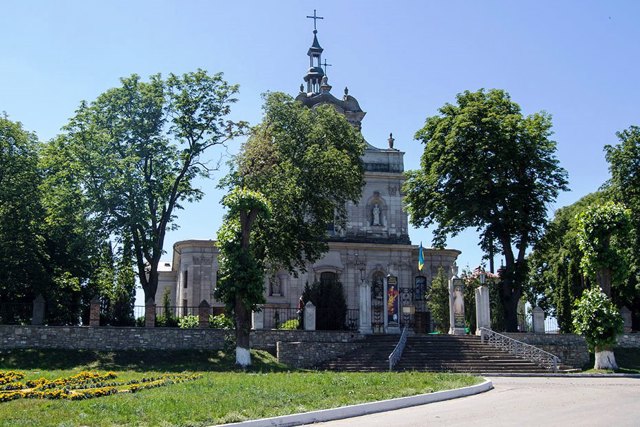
<box><xmin>235</xmin><ymin>294</ymin><xmax>251</xmax><ymax>367</ymax></box>
<box><xmin>502</xmin><ymin>287</ymin><xmax>521</xmax><ymax>332</ymax></box>
<box><xmin>596</xmin><ymin>268</ymin><xmax>612</xmax><ymax>297</ymax></box>
<box><xmin>594</xmin><ymin>347</ymin><xmax>618</xmax><ymax>370</ymax></box>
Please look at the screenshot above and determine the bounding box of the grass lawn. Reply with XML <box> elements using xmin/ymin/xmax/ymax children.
<box><xmin>581</xmin><ymin>348</ymin><xmax>640</xmax><ymax>374</ymax></box>
<box><xmin>0</xmin><ymin>349</ymin><xmax>481</xmax><ymax>426</ymax></box>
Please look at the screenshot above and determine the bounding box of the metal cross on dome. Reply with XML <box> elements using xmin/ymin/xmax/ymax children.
<box><xmin>306</xmin><ymin>9</ymin><xmax>324</xmax><ymax>31</ymax></box>
<box><xmin>322</xmin><ymin>59</ymin><xmax>332</xmax><ymax>75</ymax></box>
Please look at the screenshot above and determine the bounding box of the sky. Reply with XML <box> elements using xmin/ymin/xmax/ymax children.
<box><xmin>2</xmin><ymin>0</ymin><xmax>640</xmax><ymax>286</ymax></box>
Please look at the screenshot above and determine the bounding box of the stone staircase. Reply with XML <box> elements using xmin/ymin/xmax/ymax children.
<box><xmin>396</xmin><ymin>335</ymin><xmax>551</xmax><ymax>373</ymax></box>
<box><xmin>320</xmin><ymin>334</ymin><xmax>556</xmax><ymax>373</ymax></box>
<box><xmin>320</xmin><ymin>334</ymin><xmax>400</xmax><ymax>372</ymax></box>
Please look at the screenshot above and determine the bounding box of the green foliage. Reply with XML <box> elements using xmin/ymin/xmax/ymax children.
<box><xmin>302</xmin><ymin>281</ymin><xmax>348</xmax><ymax>330</ymax></box>
<box><xmin>404</xmin><ymin>89</ymin><xmax>568</xmax><ymax>331</ymax></box>
<box><xmin>215</xmin><ymin>188</ymin><xmax>271</xmax><ymax>315</ymax></box>
<box><xmin>156</xmin><ymin>288</ymin><xmax>178</xmax><ymax>327</ymax></box>
<box><xmin>527</xmin><ymin>192</ymin><xmax>608</xmax><ymax>332</ymax></box>
<box><xmin>227</xmin><ymin>91</ymin><xmax>365</xmax><ymax>275</ymax></box>
<box><xmin>209</xmin><ymin>313</ymin><xmax>234</xmax><ymax>330</ymax></box>
<box><xmin>427</xmin><ymin>268</ymin><xmax>450</xmax><ymax>333</ymax></box>
<box><xmin>0</xmin><ymin>115</ymin><xmax>46</xmax><ymax>310</ymax></box>
<box><xmin>572</xmin><ymin>288</ymin><xmax>623</xmax><ymax>352</ymax></box>
<box><xmin>56</xmin><ymin>70</ymin><xmax>244</xmax><ymax>304</ymax></box>
<box><xmin>577</xmin><ymin>201</ymin><xmax>633</xmax><ymax>295</ymax></box>
<box><xmin>278</xmin><ymin>319</ymin><xmax>300</xmax><ymax>330</ymax></box>
<box><xmin>216</xmin><ymin>92</ymin><xmax>365</xmax><ymax>362</ymax></box>
<box><xmin>178</xmin><ymin>315</ymin><xmax>199</xmax><ymax>329</ymax></box>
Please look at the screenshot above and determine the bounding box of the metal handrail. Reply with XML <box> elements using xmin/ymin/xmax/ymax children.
<box><xmin>479</xmin><ymin>327</ymin><xmax>560</xmax><ymax>372</ymax></box>
<box><xmin>388</xmin><ymin>326</ymin><xmax>409</xmax><ymax>371</ymax></box>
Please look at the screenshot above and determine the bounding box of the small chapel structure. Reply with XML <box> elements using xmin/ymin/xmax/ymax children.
<box><xmin>157</xmin><ymin>16</ymin><xmax>460</xmax><ymax>334</ymax></box>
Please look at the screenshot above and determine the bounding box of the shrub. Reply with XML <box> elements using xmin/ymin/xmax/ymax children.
<box><xmin>427</xmin><ymin>268</ymin><xmax>449</xmax><ymax>333</ymax></box>
<box><xmin>178</xmin><ymin>315</ymin><xmax>199</xmax><ymax>328</ymax></box>
<box><xmin>209</xmin><ymin>313</ymin><xmax>234</xmax><ymax>329</ymax></box>
<box><xmin>302</xmin><ymin>281</ymin><xmax>347</xmax><ymax>330</ymax></box>
<box><xmin>572</xmin><ymin>287</ymin><xmax>624</xmax><ymax>351</ymax></box>
<box><xmin>279</xmin><ymin>319</ymin><xmax>299</xmax><ymax>330</ymax></box>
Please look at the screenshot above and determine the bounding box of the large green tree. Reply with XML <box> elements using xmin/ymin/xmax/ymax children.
<box><xmin>0</xmin><ymin>115</ymin><xmax>47</xmax><ymax>320</ymax></box>
<box><xmin>527</xmin><ymin>192</ymin><xmax>607</xmax><ymax>332</ymax></box>
<box><xmin>403</xmin><ymin>89</ymin><xmax>568</xmax><ymax>332</ymax></box>
<box><xmin>216</xmin><ymin>92</ymin><xmax>365</xmax><ymax>366</ymax></box>
<box><xmin>605</xmin><ymin>125</ymin><xmax>640</xmax><ymax>326</ymax></box>
<box><xmin>56</xmin><ymin>70</ymin><xmax>244</xmax><ymax>311</ymax></box>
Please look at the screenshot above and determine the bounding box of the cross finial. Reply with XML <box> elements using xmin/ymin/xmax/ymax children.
<box><xmin>306</xmin><ymin>9</ymin><xmax>324</xmax><ymax>32</ymax></box>
<box><xmin>322</xmin><ymin>59</ymin><xmax>332</xmax><ymax>75</ymax></box>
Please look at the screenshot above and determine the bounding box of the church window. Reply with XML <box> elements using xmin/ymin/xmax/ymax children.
<box><xmin>320</xmin><ymin>271</ymin><xmax>337</xmax><ymax>286</ymax></box>
<box><xmin>183</xmin><ymin>270</ymin><xmax>188</xmax><ymax>288</ymax></box>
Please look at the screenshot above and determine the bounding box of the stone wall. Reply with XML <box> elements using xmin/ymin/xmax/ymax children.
<box><xmin>0</xmin><ymin>325</ymin><xmax>227</xmax><ymax>351</ymax></box>
<box><xmin>617</xmin><ymin>333</ymin><xmax>640</xmax><ymax>348</ymax></box>
<box><xmin>277</xmin><ymin>341</ymin><xmax>363</xmax><ymax>369</ymax></box>
<box><xmin>252</xmin><ymin>330</ymin><xmax>362</xmax><ymax>352</ymax></box>
<box><xmin>504</xmin><ymin>333</ymin><xmax>589</xmax><ymax>369</ymax></box>
<box><xmin>0</xmin><ymin>325</ymin><xmax>362</xmax><ymax>353</ymax></box>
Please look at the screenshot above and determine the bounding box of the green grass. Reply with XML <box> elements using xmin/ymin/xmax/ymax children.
<box><xmin>582</xmin><ymin>348</ymin><xmax>640</xmax><ymax>374</ymax></box>
<box><xmin>0</xmin><ymin>349</ymin><xmax>481</xmax><ymax>426</ymax></box>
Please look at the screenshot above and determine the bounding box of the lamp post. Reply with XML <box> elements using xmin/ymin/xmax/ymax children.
<box><xmin>475</xmin><ymin>267</ymin><xmax>490</xmax><ymax>335</ymax></box>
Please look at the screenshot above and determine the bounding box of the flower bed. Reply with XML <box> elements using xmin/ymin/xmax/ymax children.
<box><xmin>0</xmin><ymin>370</ymin><xmax>201</xmax><ymax>402</ymax></box>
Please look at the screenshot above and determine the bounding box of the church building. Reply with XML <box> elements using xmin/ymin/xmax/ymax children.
<box><xmin>157</xmin><ymin>18</ymin><xmax>460</xmax><ymax>334</ymax></box>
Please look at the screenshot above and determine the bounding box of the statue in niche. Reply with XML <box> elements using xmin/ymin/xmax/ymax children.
<box><xmin>270</xmin><ymin>275</ymin><xmax>282</xmax><ymax>296</ymax></box>
<box><xmin>372</xmin><ymin>204</ymin><xmax>381</xmax><ymax>226</ymax></box>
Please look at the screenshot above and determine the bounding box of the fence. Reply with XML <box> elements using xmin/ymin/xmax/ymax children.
<box><xmin>260</xmin><ymin>306</ymin><xmax>359</xmax><ymax>331</ymax></box>
<box><xmin>0</xmin><ymin>303</ymin><xmax>32</xmax><ymax>325</ymax></box>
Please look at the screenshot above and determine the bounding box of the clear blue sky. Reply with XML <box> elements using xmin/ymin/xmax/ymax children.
<box><xmin>2</xmin><ymin>1</ymin><xmax>640</xmax><ymax>279</ymax></box>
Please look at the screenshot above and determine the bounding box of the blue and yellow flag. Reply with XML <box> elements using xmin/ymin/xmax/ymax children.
<box><xmin>418</xmin><ymin>242</ymin><xmax>424</xmax><ymax>271</ymax></box>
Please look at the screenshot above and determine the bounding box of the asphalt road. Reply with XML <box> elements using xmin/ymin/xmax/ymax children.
<box><xmin>315</xmin><ymin>377</ymin><xmax>640</xmax><ymax>427</ymax></box>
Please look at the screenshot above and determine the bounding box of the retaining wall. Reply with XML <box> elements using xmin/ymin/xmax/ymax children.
<box><xmin>277</xmin><ymin>341</ymin><xmax>363</xmax><ymax>369</ymax></box>
<box><xmin>0</xmin><ymin>325</ymin><xmax>362</xmax><ymax>354</ymax></box>
<box><xmin>617</xmin><ymin>332</ymin><xmax>640</xmax><ymax>348</ymax></box>
<box><xmin>504</xmin><ymin>333</ymin><xmax>589</xmax><ymax>369</ymax></box>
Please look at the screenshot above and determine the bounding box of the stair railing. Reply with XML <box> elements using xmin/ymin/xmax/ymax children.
<box><xmin>388</xmin><ymin>325</ymin><xmax>408</xmax><ymax>371</ymax></box>
<box><xmin>479</xmin><ymin>327</ymin><xmax>560</xmax><ymax>372</ymax></box>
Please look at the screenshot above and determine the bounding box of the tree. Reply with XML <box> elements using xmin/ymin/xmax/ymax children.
<box><xmin>527</xmin><ymin>192</ymin><xmax>607</xmax><ymax>332</ymax></box>
<box><xmin>577</xmin><ymin>201</ymin><xmax>633</xmax><ymax>298</ymax></box>
<box><xmin>216</xmin><ymin>92</ymin><xmax>365</xmax><ymax>366</ymax></box>
<box><xmin>0</xmin><ymin>115</ymin><xmax>46</xmax><ymax>320</ymax></box>
<box><xmin>403</xmin><ymin>89</ymin><xmax>568</xmax><ymax>331</ymax></box>
<box><xmin>56</xmin><ymin>71</ymin><xmax>244</xmax><ymax>312</ymax></box>
<box><xmin>427</xmin><ymin>267</ymin><xmax>449</xmax><ymax>333</ymax></box>
<box><xmin>572</xmin><ymin>288</ymin><xmax>623</xmax><ymax>370</ymax></box>
<box><xmin>605</xmin><ymin>125</ymin><xmax>640</xmax><ymax>327</ymax></box>
<box><xmin>302</xmin><ymin>280</ymin><xmax>348</xmax><ymax>330</ymax></box>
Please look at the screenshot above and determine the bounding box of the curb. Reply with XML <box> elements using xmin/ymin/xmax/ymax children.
<box><xmin>481</xmin><ymin>372</ymin><xmax>640</xmax><ymax>378</ymax></box>
<box><xmin>213</xmin><ymin>378</ymin><xmax>493</xmax><ymax>427</ymax></box>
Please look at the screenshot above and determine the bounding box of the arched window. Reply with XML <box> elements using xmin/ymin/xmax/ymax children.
<box><xmin>320</xmin><ymin>271</ymin><xmax>337</xmax><ymax>286</ymax></box>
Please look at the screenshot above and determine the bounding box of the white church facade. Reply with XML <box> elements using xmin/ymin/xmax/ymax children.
<box><xmin>157</xmin><ymin>22</ymin><xmax>460</xmax><ymax>334</ymax></box>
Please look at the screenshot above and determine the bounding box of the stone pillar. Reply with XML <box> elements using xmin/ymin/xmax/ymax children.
<box><xmin>474</xmin><ymin>285</ymin><xmax>490</xmax><ymax>335</ymax></box>
<box><xmin>31</xmin><ymin>294</ymin><xmax>45</xmax><ymax>326</ymax></box>
<box><xmin>449</xmin><ymin>276</ymin><xmax>466</xmax><ymax>335</ymax></box>
<box><xmin>89</xmin><ymin>296</ymin><xmax>101</xmax><ymax>327</ymax></box>
<box><xmin>304</xmin><ymin>301</ymin><xmax>316</xmax><ymax>331</ymax></box>
<box><xmin>532</xmin><ymin>306</ymin><xmax>545</xmax><ymax>334</ymax></box>
<box><xmin>145</xmin><ymin>298</ymin><xmax>156</xmax><ymax>328</ymax></box>
<box><xmin>358</xmin><ymin>280</ymin><xmax>372</xmax><ymax>334</ymax></box>
<box><xmin>252</xmin><ymin>309</ymin><xmax>264</xmax><ymax>330</ymax></box>
<box><xmin>621</xmin><ymin>306</ymin><xmax>632</xmax><ymax>333</ymax></box>
<box><xmin>198</xmin><ymin>300</ymin><xmax>211</xmax><ymax>328</ymax></box>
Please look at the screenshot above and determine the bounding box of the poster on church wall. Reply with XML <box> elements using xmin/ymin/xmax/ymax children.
<box><xmin>387</xmin><ymin>275</ymin><xmax>399</xmax><ymax>325</ymax></box>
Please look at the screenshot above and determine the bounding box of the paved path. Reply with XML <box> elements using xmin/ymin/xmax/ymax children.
<box><xmin>316</xmin><ymin>377</ymin><xmax>640</xmax><ymax>427</ymax></box>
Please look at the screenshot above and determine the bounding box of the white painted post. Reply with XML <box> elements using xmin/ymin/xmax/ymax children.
<box><xmin>252</xmin><ymin>309</ymin><xmax>264</xmax><ymax>330</ymax></box>
<box><xmin>533</xmin><ymin>306</ymin><xmax>545</xmax><ymax>334</ymax></box>
<box><xmin>304</xmin><ymin>302</ymin><xmax>316</xmax><ymax>331</ymax></box>
<box><xmin>475</xmin><ymin>285</ymin><xmax>491</xmax><ymax>335</ymax></box>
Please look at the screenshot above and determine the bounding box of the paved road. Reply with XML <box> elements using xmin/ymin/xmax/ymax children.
<box><xmin>316</xmin><ymin>377</ymin><xmax>640</xmax><ymax>427</ymax></box>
